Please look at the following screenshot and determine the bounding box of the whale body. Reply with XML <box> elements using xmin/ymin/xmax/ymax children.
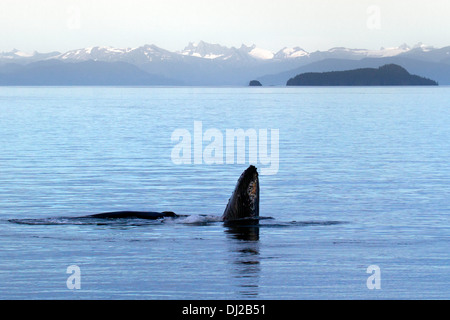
<box><xmin>86</xmin><ymin>166</ymin><xmax>260</xmax><ymax>222</ymax></box>
<box><xmin>86</xmin><ymin>211</ymin><xmax>178</xmax><ymax>220</ymax></box>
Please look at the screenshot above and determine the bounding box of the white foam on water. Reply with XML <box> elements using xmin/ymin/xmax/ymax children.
<box><xmin>177</xmin><ymin>215</ymin><xmax>222</xmax><ymax>224</ymax></box>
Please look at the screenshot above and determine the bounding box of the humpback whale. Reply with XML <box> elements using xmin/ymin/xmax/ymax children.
<box><xmin>85</xmin><ymin>165</ymin><xmax>260</xmax><ymax>222</ymax></box>
<box><xmin>222</xmin><ymin>165</ymin><xmax>259</xmax><ymax>222</ymax></box>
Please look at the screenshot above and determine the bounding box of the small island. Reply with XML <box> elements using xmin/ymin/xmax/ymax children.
<box><xmin>286</xmin><ymin>64</ymin><xmax>438</xmax><ymax>86</ymax></box>
<box><xmin>249</xmin><ymin>80</ymin><xmax>263</xmax><ymax>86</ymax></box>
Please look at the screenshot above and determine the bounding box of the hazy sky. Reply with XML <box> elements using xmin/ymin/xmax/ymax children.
<box><xmin>1</xmin><ymin>0</ymin><xmax>449</xmax><ymax>53</ymax></box>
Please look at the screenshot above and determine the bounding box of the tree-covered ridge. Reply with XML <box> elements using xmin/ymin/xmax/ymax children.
<box><xmin>286</xmin><ymin>64</ymin><xmax>438</xmax><ymax>86</ymax></box>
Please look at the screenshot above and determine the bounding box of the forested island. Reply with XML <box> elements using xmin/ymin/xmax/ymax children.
<box><xmin>286</xmin><ymin>64</ymin><xmax>438</xmax><ymax>86</ymax></box>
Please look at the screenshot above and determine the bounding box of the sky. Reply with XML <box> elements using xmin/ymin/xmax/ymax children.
<box><xmin>1</xmin><ymin>0</ymin><xmax>449</xmax><ymax>53</ymax></box>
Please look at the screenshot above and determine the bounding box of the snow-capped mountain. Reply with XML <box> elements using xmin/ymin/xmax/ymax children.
<box><xmin>180</xmin><ymin>41</ymin><xmax>232</xmax><ymax>60</ymax></box>
<box><xmin>1</xmin><ymin>41</ymin><xmax>441</xmax><ymax>65</ymax></box>
<box><xmin>303</xmin><ymin>44</ymin><xmax>414</xmax><ymax>61</ymax></box>
<box><xmin>274</xmin><ymin>47</ymin><xmax>309</xmax><ymax>60</ymax></box>
<box><xmin>245</xmin><ymin>45</ymin><xmax>274</xmax><ymax>60</ymax></box>
<box><xmin>57</xmin><ymin>46</ymin><xmax>133</xmax><ymax>62</ymax></box>
<box><xmin>179</xmin><ymin>41</ymin><xmax>274</xmax><ymax>61</ymax></box>
<box><xmin>1</xmin><ymin>41</ymin><xmax>450</xmax><ymax>85</ymax></box>
<box><xmin>0</xmin><ymin>49</ymin><xmax>60</xmax><ymax>63</ymax></box>
<box><xmin>400</xmin><ymin>43</ymin><xmax>450</xmax><ymax>63</ymax></box>
<box><xmin>48</xmin><ymin>41</ymin><xmax>276</xmax><ymax>64</ymax></box>
<box><xmin>55</xmin><ymin>44</ymin><xmax>179</xmax><ymax>64</ymax></box>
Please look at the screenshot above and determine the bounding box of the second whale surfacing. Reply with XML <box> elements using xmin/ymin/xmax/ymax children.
<box><xmin>85</xmin><ymin>165</ymin><xmax>260</xmax><ymax>222</ymax></box>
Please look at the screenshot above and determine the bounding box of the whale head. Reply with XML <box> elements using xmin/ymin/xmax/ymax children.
<box><xmin>222</xmin><ymin>165</ymin><xmax>260</xmax><ymax>222</ymax></box>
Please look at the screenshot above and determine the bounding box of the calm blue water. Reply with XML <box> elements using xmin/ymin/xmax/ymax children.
<box><xmin>0</xmin><ymin>87</ymin><xmax>449</xmax><ymax>300</ymax></box>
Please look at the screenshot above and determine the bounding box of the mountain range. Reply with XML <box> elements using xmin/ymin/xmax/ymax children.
<box><xmin>1</xmin><ymin>41</ymin><xmax>449</xmax><ymax>86</ymax></box>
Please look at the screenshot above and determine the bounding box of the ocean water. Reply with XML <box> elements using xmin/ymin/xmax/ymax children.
<box><xmin>0</xmin><ymin>86</ymin><xmax>449</xmax><ymax>300</ymax></box>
